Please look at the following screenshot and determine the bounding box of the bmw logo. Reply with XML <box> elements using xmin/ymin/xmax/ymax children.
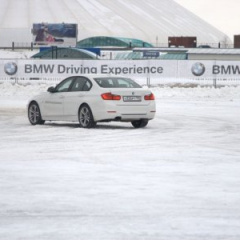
<box><xmin>4</xmin><ymin>62</ymin><xmax>18</xmax><ymax>75</ymax></box>
<box><xmin>191</xmin><ymin>62</ymin><xmax>205</xmax><ymax>76</ymax></box>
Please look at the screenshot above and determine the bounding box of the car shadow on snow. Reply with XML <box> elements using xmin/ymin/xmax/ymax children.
<box><xmin>43</xmin><ymin>122</ymin><xmax>133</xmax><ymax>130</ymax></box>
<box><xmin>95</xmin><ymin>124</ymin><xmax>133</xmax><ymax>129</ymax></box>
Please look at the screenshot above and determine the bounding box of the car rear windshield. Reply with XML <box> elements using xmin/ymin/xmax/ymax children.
<box><xmin>94</xmin><ymin>77</ymin><xmax>142</xmax><ymax>88</ymax></box>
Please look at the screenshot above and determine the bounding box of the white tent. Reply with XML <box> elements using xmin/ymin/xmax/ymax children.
<box><xmin>0</xmin><ymin>0</ymin><xmax>230</xmax><ymax>47</ymax></box>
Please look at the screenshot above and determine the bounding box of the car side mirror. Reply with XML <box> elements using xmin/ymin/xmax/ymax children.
<box><xmin>47</xmin><ymin>86</ymin><xmax>56</xmax><ymax>93</ymax></box>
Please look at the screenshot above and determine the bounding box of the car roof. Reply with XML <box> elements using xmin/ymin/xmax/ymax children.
<box><xmin>79</xmin><ymin>75</ymin><xmax>133</xmax><ymax>80</ymax></box>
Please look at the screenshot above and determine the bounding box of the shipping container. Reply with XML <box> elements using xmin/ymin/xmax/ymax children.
<box><xmin>234</xmin><ymin>35</ymin><xmax>240</xmax><ymax>48</ymax></box>
<box><xmin>168</xmin><ymin>36</ymin><xmax>197</xmax><ymax>48</ymax></box>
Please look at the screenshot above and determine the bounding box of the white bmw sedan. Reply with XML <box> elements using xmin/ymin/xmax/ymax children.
<box><xmin>28</xmin><ymin>76</ymin><xmax>156</xmax><ymax>128</ymax></box>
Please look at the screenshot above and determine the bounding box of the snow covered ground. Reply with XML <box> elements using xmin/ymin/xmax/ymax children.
<box><xmin>0</xmin><ymin>82</ymin><xmax>240</xmax><ymax>240</ymax></box>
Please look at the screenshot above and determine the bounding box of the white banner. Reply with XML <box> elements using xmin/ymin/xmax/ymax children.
<box><xmin>1</xmin><ymin>59</ymin><xmax>240</xmax><ymax>85</ymax></box>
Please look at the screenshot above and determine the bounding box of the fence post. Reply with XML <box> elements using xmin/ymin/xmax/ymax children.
<box><xmin>147</xmin><ymin>77</ymin><xmax>151</xmax><ymax>87</ymax></box>
<box><xmin>12</xmin><ymin>42</ymin><xmax>14</xmax><ymax>51</ymax></box>
<box><xmin>51</xmin><ymin>46</ymin><xmax>54</xmax><ymax>59</ymax></box>
<box><xmin>56</xmin><ymin>46</ymin><xmax>58</xmax><ymax>59</ymax></box>
<box><xmin>213</xmin><ymin>77</ymin><xmax>217</xmax><ymax>88</ymax></box>
<box><xmin>213</xmin><ymin>60</ymin><xmax>217</xmax><ymax>88</ymax></box>
<box><xmin>51</xmin><ymin>46</ymin><xmax>57</xmax><ymax>59</ymax></box>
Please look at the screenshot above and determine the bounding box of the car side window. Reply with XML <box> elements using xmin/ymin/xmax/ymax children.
<box><xmin>70</xmin><ymin>77</ymin><xmax>92</xmax><ymax>92</ymax></box>
<box><xmin>55</xmin><ymin>77</ymin><xmax>75</xmax><ymax>92</ymax></box>
<box><xmin>82</xmin><ymin>80</ymin><xmax>92</xmax><ymax>91</ymax></box>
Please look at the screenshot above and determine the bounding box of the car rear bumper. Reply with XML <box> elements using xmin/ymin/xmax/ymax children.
<box><xmin>92</xmin><ymin>101</ymin><xmax>156</xmax><ymax>122</ymax></box>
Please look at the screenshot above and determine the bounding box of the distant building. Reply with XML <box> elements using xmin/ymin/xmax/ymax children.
<box><xmin>77</xmin><ymin>36</ymin><xmax>153</xmax><ymax>48</ymax></box>
<box><xmin>31</xmin><ymin>47</ymin><xmax>98</xmax><ymax>59</ymax></box>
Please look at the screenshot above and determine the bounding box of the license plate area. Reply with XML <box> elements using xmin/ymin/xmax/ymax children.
<box><xmin>123</xmin><ymin>96</ymin><xmax>142</xmax><ymax>102</ymax></box>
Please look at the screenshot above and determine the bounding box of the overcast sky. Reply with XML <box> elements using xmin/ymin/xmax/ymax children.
<box><xmin>174</xmin><ymin>0</ymin><xmax>240</xmax><ymax>41</ymax></box>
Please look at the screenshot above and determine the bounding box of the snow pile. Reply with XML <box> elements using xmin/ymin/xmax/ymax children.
<box><xmin>0</xmin><ymin>82</ymin><xmax>52</xmax><ymax>97</ymax></box>
<box><xmin>0</xmin><ymin>82</ymin><xmax>53</xmax><ymax>109</ymax></box>
<box><xmin>1</xmin><ymin>82</ymin><xmax>240</xmax><ymax>99</ymax></box>
<box><xmin>0</xmin><ymin>82</ymin><xmax>239</xmax><ymax>110</ymax></box>
<box><xmin>0</xmin><ymin>49</ymin><xmax>38</xmax><ymax>59</ymax></box>
<box><xmin>152</xmin><ymin>85</ymin><xmax>240</xmax><ymax>100</ymax></box>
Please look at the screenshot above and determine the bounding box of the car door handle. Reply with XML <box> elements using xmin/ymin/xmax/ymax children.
<box><xmin>59</xmin><ymin>95</ymin><xmax>65</xmax><ymax>99</ymax></box>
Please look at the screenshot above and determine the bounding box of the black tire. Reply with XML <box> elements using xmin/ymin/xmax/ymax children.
<box><xmin>131</xmin><ymin>119</ymin><xmax>148</xmax><ymax>128</ymax></box>
<box><xmin>78</xmin><ymin>104</ymin><xmax>96</xmax><ymax>128</ymax></box>
<box><xmin>28</xmin><ymin>102</ymin><xmax>45</xmax><ymax>125</ymax></box>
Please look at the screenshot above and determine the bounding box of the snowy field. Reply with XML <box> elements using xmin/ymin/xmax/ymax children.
<box><xmin>0</xmin><ymin>82</ymin><xmax>240</xmax><ymax>240</ymax></box>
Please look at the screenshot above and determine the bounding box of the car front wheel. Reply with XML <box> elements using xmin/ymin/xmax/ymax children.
<box><xmin>131</xmin><ymin>119</ymin><xmax>148</xmax><ymax>128</ymax></box>
<box><xmin>28</xmin><ymin>102</ymin><xmax>45</xmax><ymax>125</ymax></box>
<box><xmin>78</xmin><ymin>104</ymin><xmax>96</xmax><ymax>128</ymax></box>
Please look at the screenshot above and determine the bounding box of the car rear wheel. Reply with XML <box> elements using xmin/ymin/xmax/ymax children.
<box><xmin>78</xmin><ymin>104</ymin><xmax>96</xmax><ymax>128</ymax></box>
<box><xmin>131</xmin><ymin>119</ymin><xmax>148</xmax><ymax>128</ymax></box>
<box><xmin>28</xmin><ymin>102</ymin><xmax>45</xmax><ymax>125</ymax></box>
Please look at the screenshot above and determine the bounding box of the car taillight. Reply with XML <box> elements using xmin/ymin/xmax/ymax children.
<box><xmin>144</xmin><ymin>93</ymin><xmax>155</xmax><ymax>100</ymax></box>
<box><xmin>101</xmin><ymin>92</ymin><xmax>121</xmax><ymax>100</ymax></box>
